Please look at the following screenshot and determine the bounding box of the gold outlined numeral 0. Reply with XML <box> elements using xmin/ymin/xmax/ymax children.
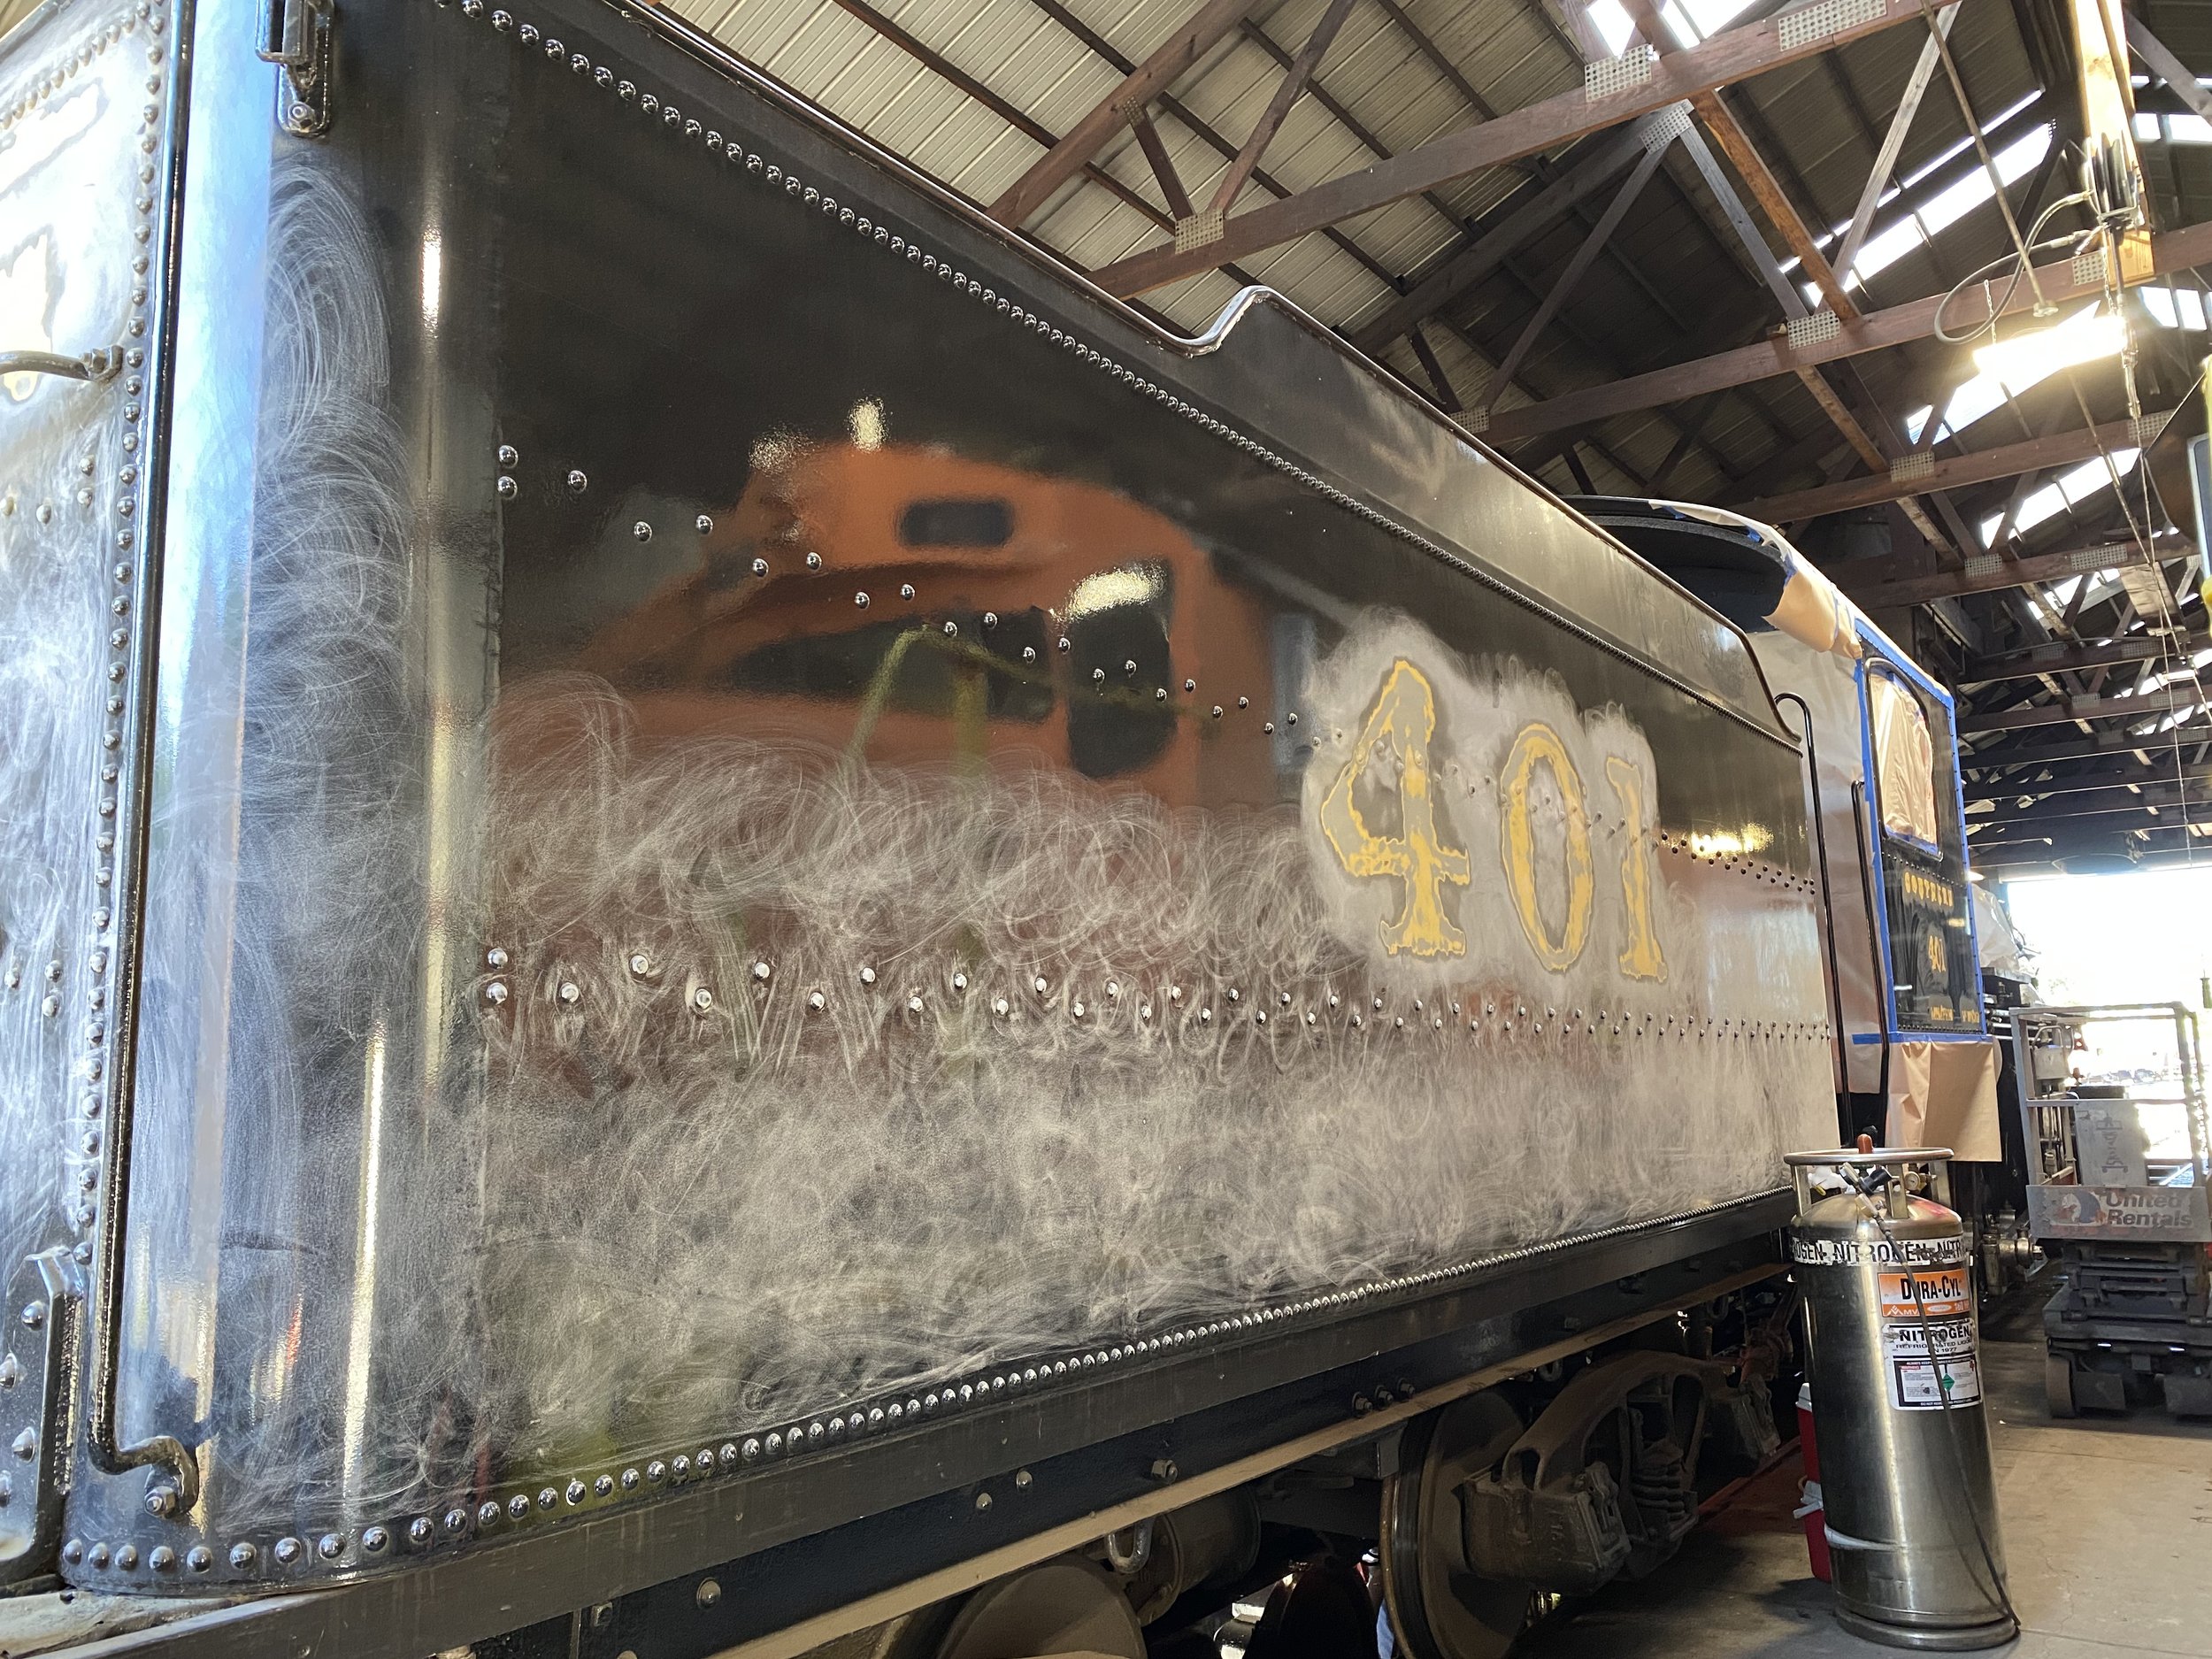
<box><xmin>1500</xmin><ymin>723</ymin><xmax>1594</xmax><ymax>972</ymax></box>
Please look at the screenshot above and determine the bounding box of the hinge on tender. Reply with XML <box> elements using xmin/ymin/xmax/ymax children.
<box><xmin>257</xmin><ymin>0</ymin><xmax>335</xmax><ymax>137</ymax></box>
<box><xmin>0</xmin><ymin>1250</ymin><xmax>83</xmax><ymax>1586</ymax></box>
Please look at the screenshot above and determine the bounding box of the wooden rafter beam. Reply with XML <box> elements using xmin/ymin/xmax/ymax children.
<box><xmin>1963</xmin><ymin>722</ymin><xmax>2209</xmax><ymax>771</ymax></box>
<box><xmin>1836</xmin><ymin>7</ymin><xmax>1955</xmax><ymax>284</ymax></box>
<box><xmin>2070</xmin><ymin>0</ymin><xmax>2149</xmax><ymax>281</ymax></box>
<box><xmin>1200</xmin><ymin>8</ymin><xmax>1729</xmax><ymax>482</ymax></box>
<box><xmin>1085</xmin><ymin>0</ymin><xmax>1961</xmax><ymax>296</ymax></box>
<box><xmin>1484</xmin><ymin>137</ymin><xmax>1673</xmax><ymax>411</ymax></box>
<box><xmin>1689</xmin><ymin>88</ymin><xmax>1858</xmax><ymax>317</ymax></box>
<box><xmin>1347</xmin><ymin>122</ymin><xmax>1659</xmax><ymax>352</ymax></box>
<box><xmin>1004</xmin><ymin>0</ymin><xmax>1421</xmax><ymax>303</ymax></box>
<box><xmin>2126</xmin><ymin>16</ymin><xmax>2212</xmax><ymax>124</ymax></box>
<box><xmin>1128</xmin><ymin>111</ymin><xmax>1195</xmax><ymax>220</ymax></box>
<box><xmin>1843</xmin><ymin>540</ymin><xmax>2149</xmax><ymax>608</ymax></box>
<box><xmin>816</xmin><ymin>0</ymin><xmax>1217</xmax><ymax>256</ymax></box>
<box><xmin>988</xmin><ymin>0</ymin><xmax>1266</xmax><ymax>227</ymax></box>
<box><xmin>1969</xmin><ymin>775</ymin><xmax>2212</xmax><ymax>826</ymax></box>
<box><xmin>1485</xmin><ymin>219</ymin><xmax>2212</xmax><ymax>444</ymax></box>
<box><xmin>1364</xmin><ymin>0</ymin><xmax>1813</xmax><ymax>472</ymax></box>
<box><xmin>1957</xmin><ymin>680</ymin><xmax>2210</xmax><ymax>735</ymax></box>
<box><xmin>1652</xmin><ymin>390</ymin><xmax>1724</xmax><ymax>493</ymax></box>
<box><xmin>1972</xmin><ymin>829</ymin><xmax>2200</xmax><ymax>863</ymax></box>
<box><xmin>1208</xmin><ymin>0</ymin><xmax>1356</xmax><ymax>217</ymax></box>
<box><xmin>1609</xmin><ymin>0</ymin><xmax>1854</xmax><ymax>316</ymax></box>
<box><xmin>1407</xmin><ymin>325</ymin><xmax>1462</xmax><ymax>412</ymax></box>
<box><xmin>1780</xmin><ymin>361</ymin><xmax>1947</xmax><ymax>550</ymax></box>
<box><xmin>1740</xmin><ymin>418</ymin><xmax>2160</xmax><ymax>523</ymax></box>
<box><xmin>1677</xmin><ymin>120</ymin><xmax>1807</xmax><ymax>317</ymax></box>
<box><xmin>1961</xmin><ymin>630</ymin><xmax>2212</xmax><ymax>684</ymax></box>
<box><xmin>1966</xmin><ymin>764</ymin><xmax>2212</xmax><ymax>803</ymax></box>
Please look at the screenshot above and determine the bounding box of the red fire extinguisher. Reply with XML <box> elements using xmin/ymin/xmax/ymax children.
<box><xmin>1795</xmin><ymin>1382</ymin><xmax>1832</xmax><ymax>1581</ymax></box>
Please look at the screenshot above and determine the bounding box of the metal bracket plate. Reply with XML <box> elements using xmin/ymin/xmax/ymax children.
<box><xmin>257</xmin><ymin>0</ymin><xmax>334</xmax><ymax>135</ymax></box>
<box><xmin>0</xmin><ymin>1250</ymin><xmax>83</xmax><ymax>1586</ymax></box>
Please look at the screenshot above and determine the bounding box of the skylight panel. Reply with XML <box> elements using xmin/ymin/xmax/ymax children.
<box><xmin>1915</xmin><ymin>166</ymin><xmax>1994</xmax><ymax>236</ymax></box>
<box><xmin>1584</xmin><ymin>0</ymin><xmax>1746</xmax><ymax>52</ymax></box>
<box><xmin>1849</xmin><ymin>219</ymin><xmax>1927</xmax><ymax>284</ymax></box>
<box><xmin>1899</xmin><ymin>131</ymin><xmax>1977</xmax><ymax>191</ymax></box>
<box><xmin>1677</xmin><ymin>0</ymin><xmax>1755</xmax><ymax>38</ymax></box>
<box><xmin>1937</xmin><ymin>373</ymin><xmax>2007</xmax><ymax>438</ymax></box>
<box><xmin>2139</xmin><ymin>286</ymin><xmax>2208</xmax><ymax>331</ymax></box>
<box><xmin>2135</xmin><ymin>112</ymin><xmax>2212</xmax><ymax>144</ymax></box>
<box><xmin>1985</xmin><ymin>480</ymin><xmax>2067</xmax><ymax>543</ymax></box>
<box><xmin>1821</xmin><ymin>122</ymin><xmax>2050</xmax><ymax>297</ymax></box>
<box><xmin>1980</xmin><ymin>449</ymin><xmax>2140</xmax><ymax>544</ymax></box>
<box><xmin>1889</xmin><ymin>93</ymin><xmax>2043</xmax><ymax>192</ymax></box>
<box><xmin>2057</xmin><ymin>450</ymin><xmax>2139</xmax><ymax>508</ymax></box>
<box><xmin>1916</xmin><ymin>300</ymin><xmax>2108</xmax><ymax>446</ymax></box>
<box><xmin>1586</xmin><ymin>0</ymin><xmax>1638</xmax><ymax>55</ymax></box>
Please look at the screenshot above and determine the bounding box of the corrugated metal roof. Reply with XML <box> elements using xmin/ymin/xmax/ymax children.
<box><xmin>660</xmin><ymin>0</ymin><xmax>2080</xmax><ymax>524</ymax></box>
<box><xmin>0</xmin><ymin>0</ymin><xmax>2088</xmax><ymax>518</ymax></box>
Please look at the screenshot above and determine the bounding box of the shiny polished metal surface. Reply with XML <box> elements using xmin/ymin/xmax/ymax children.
<box><xmin>17</xmin><ymin>0</ymin><xmax>1839</xmax><ymax>1601</ymax></box>
<box><xmin>0</xmin><ymin>0</ymin><xmax>190</xmax><ymax>1577</ymax></box>
<box><xmin>1789</xmin><ymin>1149</ymin><xmax>2014</xmax><ymax>1648</ymax></box>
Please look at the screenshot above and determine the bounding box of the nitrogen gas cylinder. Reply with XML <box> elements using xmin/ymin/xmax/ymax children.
<box><xmin>1786</xmin><ymin>1144</ymin><xmax>2016</xmax><ymax>1651</ymax></box>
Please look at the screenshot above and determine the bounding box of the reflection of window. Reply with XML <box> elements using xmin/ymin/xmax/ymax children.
<box><xmin>1065</xmin><ymin>565</ymin><xmax>1176</xmax><ymax>780</ymax></box>
<box><xmin>1869</xmin><ymin>670</ymin><xmax>1939</xmax><ymax>848</ymax></box>
<box><xmin>899</xmin><ymin>498</ymin><xmax>1012</xmax><ymax>547</ymax></box>
<box><xmin>726</xmin><ymin>611</ymin><xmax>1053</xmax><ymax>722</ymax></box>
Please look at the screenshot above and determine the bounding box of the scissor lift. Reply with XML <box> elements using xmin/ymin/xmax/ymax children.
<box><xmin>2008</xmin><ymin>1003</ymin><xmax>2212</xmax><ymax>1417</ymax></box>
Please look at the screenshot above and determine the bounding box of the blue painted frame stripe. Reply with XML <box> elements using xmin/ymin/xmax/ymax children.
<box><xmin>1851</xmin><ymin>613</ymin><xmax>1987</xmax><ymax>1042</ymax></box>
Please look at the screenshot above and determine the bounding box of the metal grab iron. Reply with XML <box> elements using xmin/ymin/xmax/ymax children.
<box><xmin>0</xmin><ymin>348</ymin><xmax>125</xmax><ymax>383</ymax></box>
<box><xmin>256</xmin><ymin>0</ymin><xmax>334</xmax><ymax>134</ymax></box>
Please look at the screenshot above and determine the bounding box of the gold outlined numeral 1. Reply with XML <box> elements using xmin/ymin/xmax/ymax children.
<box><xmin>1605</xmin><ymin>756</ymin><xmax>1667</xmax><ymax>982</ymax></box>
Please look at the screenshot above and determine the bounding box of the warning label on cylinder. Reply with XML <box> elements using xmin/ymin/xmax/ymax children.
<box><xmin>1878</xmin><ymin>1268</ymin><xmax>1972</xmax><ymax>1320</ymax></box>
<box><xmin>1882</xmin><ymin>1313</ymin><xmax>1983</xmax><ymax>1410</ymax></box>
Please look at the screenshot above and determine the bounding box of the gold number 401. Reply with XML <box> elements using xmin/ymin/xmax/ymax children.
<box><xmin>1324</xmin><ymin>659</ymin><xmax>1666</xmax><ymax>979</ymax></box>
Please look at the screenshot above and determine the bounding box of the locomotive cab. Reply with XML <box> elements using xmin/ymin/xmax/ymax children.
<box><xmin>1570</xmin><ymin>496</ymin><xmax>1999</xmax><ymax>1159</ymax></box>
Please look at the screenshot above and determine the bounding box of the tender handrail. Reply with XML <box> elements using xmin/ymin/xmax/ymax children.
<box><xmin>0</xmin><ymin>346</ymin><xmax>124</xmax><ymax>382</ymax></box>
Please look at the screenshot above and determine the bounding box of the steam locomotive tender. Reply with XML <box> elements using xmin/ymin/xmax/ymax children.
<box><xmin>0</xmin><ymin>0</ymin><xmax>1926</xmax><ymax>1651</ymax></box>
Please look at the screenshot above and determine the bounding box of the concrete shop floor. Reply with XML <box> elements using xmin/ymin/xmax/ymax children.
<box><xmin>1517</xmin><ymin>1302</ymin><xmax>2212</xmax><ymax>1659</ymax></box>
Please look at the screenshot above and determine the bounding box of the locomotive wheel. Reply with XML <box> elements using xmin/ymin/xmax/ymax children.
<box><xmin>926</xmin><ymin>1555</ymin><xmax>1146</xmax><ymax>1659</ymax></box>
<box><xmin>1380</xmin><ymin>1394</ymin><xmax>1532</xmax><ymax>1659</ymax></box>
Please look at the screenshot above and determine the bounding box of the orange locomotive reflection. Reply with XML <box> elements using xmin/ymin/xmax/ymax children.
<box><xmin>578</xmin><ymin>442</ymin><xmax>1277</xmax><ymax>804</ymax></box>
